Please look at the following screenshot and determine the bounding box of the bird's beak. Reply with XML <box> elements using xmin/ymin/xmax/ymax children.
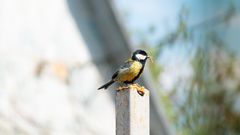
<box><xmin>147</xmin><ymin>56</ymin><xmax>153</xmax><ymax>63</ymax></box>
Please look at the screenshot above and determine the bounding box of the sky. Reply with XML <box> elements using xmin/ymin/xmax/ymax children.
<box><xmin>114</xmin><ymin>0</ymin><xmax>187</xmax><ymax>45</ymax></box>
<box><xmin>114</xmin><ymin>0</ymin><xmax>240</xmax><ymax>46</ymax></box>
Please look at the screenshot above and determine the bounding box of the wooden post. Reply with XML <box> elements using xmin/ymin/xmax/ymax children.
<box><xmin>116</xmin><ymin>88</ymin><xmax>149</xmax><ymax>135</ymax></box>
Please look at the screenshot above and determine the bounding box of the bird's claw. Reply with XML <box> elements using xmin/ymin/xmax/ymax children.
<box><xmin>117</xmin><ymin>84</ymin><xmax>145</xmax><ymax>96</ymax></box>
<box><xmin>130</xmin><ymin>83</ymin><xmax>145</xmax><ymax>96</ymax></box>
<box><xmin>116</xmin><ymin>86</ymin><xmax>129</xmax><ymax>92</ymax></box>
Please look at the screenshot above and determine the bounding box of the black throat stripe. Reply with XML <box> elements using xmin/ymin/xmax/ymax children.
<box><xmin>124</xmin><ymin>62</ymin><xmax>145</xmax><ymax>84</ymax></box>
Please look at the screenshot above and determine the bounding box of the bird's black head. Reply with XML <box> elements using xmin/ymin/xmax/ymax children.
<box><xmin>132</xmin><ymin>49</ymin><xmax>149</xmax><ymax>63</ymax></box>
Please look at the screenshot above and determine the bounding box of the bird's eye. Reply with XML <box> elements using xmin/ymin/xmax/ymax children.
<box><xmin>136</xmin><ymin>54</ymin><xmax>146</xmax><ymax>60</ymax></box>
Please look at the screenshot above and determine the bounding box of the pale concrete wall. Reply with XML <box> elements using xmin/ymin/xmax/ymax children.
<box><xmin>0</xmin><ymin>0</ymin><xmax>115</xmax><ymax>134</ymax></box>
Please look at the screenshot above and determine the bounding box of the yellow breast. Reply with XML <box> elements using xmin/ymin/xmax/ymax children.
<box><xmin>117</xmin><ymin>61</ymin><xmax>143</xmax><ymax>82</ymax></box>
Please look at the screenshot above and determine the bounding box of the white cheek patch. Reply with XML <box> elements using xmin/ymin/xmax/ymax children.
<box><xmin>136</xmin><ymin>54</ymin><xmax>146</xmax><ymax>60</ymax></box>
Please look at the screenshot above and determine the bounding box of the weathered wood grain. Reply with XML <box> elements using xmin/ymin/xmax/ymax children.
<box><xmin>116</xmin><ymin>88</ymin><xmax>149</xmax><ymax>135</ymax></box>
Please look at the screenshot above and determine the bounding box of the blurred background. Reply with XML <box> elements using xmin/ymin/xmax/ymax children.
<box><xmin>0</xmin><ymin>0</ymin><xmax>240</xmax><ymax>135</ymax></box>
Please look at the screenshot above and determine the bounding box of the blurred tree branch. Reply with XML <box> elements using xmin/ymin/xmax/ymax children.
<box><xmin>146</xmin><ymin>3</ymin><xmax>240</xmax><ymax>135</ymax></box>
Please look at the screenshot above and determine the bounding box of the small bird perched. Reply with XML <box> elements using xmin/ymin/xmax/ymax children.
<box><xmin>98</xmin><ymin>49</ymin><xmax>152</xmax><ymax>96</ymax></box>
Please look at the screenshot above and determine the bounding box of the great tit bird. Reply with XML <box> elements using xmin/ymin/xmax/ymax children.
<box><xmin>98</xmin><ymin>49</ymin><xmax>151</xmax><ymax>96</ymax></box>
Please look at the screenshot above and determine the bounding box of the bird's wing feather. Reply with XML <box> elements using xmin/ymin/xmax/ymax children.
<box><xmin>111</xmin><ymin>71</ymin><xmax>119</xmax><ymax>79</ymax></box>
<box><xmin>111</xmin><ymin>59</ymin><xmax>133</xmax><ymax>79</ymax></box>
<box><xmin>119</xmin><ymin>59</ymin><xmax>133</xmax><ymax>72</ymax></box>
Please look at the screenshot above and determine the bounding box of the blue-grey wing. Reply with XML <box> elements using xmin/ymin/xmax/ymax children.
<box><xmin>111</xmin><ymin>60</ymin><xmax>133</xmax><ymax>79</ymax></box>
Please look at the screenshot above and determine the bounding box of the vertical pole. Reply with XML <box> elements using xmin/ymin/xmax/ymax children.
<box><xmin>116</xmin><ymin>88</ymin><xmax>149</xmax><ymax>135</ymax></box>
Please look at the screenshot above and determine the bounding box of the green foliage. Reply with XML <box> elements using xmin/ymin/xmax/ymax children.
<box><xmin>146</xmin><ymin>3</ymin><xmax>240</xmax><ymax>135</ymax></box>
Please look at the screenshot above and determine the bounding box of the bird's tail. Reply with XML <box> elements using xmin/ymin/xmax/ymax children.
<box><xmin>98</xmin><ymin>80</ymin><xmax>115</xmax><ymax>90</ymax></box>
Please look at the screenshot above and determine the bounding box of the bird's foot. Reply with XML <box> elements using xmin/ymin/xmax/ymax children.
<box><xmin>130</xmin><ymin>83</ymin><xmax>145</xmax><ymax>96</ymax></box>
<box><xmin>116</xmin><ymin>86</ymin><xmax>129</xmax><ymax>92</ymax></box>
